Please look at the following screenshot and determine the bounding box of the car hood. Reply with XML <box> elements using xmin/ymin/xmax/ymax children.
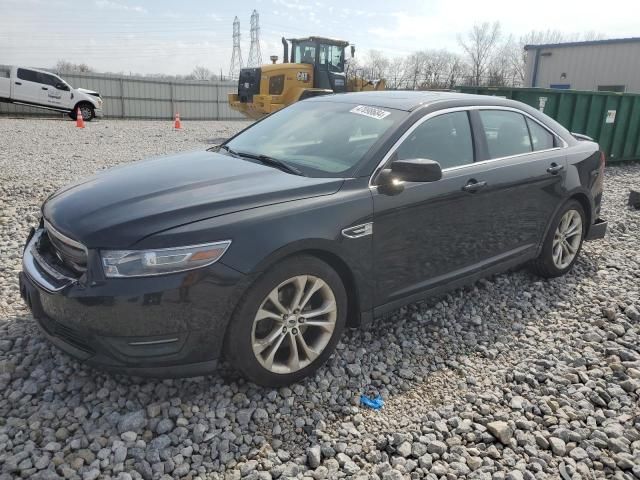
<box><xmin>76</xmin><ymin>87</ymin><xmax>100</xmax><ymax>96</ymax></box>
<box><xmin>43</xmin><ymin>150</ymin><xmax>344</xmax><ymax>248</ymax></box>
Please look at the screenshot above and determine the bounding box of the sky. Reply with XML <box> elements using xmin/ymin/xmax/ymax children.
<box><xmin>1</xmin><ymin>0</ymin><xmax>638</xmax><ymax>77</ymax></box>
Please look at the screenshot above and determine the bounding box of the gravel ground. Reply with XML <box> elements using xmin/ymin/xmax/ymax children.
<box><xmin>1</xmin><ymin>118</ymin><xmax>639</xmax><ymax>480</ymax></box>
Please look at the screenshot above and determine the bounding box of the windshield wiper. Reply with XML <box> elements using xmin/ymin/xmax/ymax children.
<box><xmin>234</xmin><ymin>151</ymin><xmax>305</xmax><ymax>176</ymax></box>
<box><xmin>211</xmin><ymin>144</ymin><xmax>238</xmax><ymax>155</ymax></box>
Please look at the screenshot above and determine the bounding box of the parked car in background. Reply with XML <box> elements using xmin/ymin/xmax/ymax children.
<box><xmin>0</xmin><ymin>65</ymin><xmax>103</xmax><ymax>120</ymax></box>
<box><xmin>19</xmin><ymin>91</ymin><xmax>607</xmax><ymax>386</ymax></box>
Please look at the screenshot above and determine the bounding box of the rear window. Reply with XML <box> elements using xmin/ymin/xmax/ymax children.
<box><xmin>479</xmin><ymin>110</ymin><xmax>532</xmax><ymax>159</ymax></box>
<box><xmin>526</xmin><ymin>117</ymin><xmax>555</xmax><ymax>151</ymax></box>
<box><xmin>17</xmin><ymin>68</ymin><xmax>39</xmax><ymax>82</ymax></box>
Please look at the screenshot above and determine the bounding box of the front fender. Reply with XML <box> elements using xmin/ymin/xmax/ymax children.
<box><xmin>142</xmin><ymin>177</ymin><xmax>375</xmax><ymax>317</ymax></box>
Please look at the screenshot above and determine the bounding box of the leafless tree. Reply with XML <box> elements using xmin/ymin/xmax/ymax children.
<box><xmin>55</xmin><ymin>60</ymin><xmax>93</xmax><ymax>73</ymax></box>
<box><xmin>187</xmin><ymin>65</ymin><xmax>215</xmax><ymax>81</ymax></box>
<box><xmin>458</xmin><ymin>21</ymin><xmax>501</xmax><ymax>86</ymax></box>
<box><xmin>386</xmin><ymin>57</ymin><xmax>407</xmax><ymax>89</ymax></box>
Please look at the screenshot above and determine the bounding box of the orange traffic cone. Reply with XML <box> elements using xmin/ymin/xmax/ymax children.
<box><xmin>76</xmin><ymin>108</ymin><xmax>85</xmax><ymax>128</ymax></box>
<box><xmin>174</xmin><ymin>113</ymin><xmax>182</xmax><ymax>129</ymax></box>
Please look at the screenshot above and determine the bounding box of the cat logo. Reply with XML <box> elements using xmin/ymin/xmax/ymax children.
<box><xmin>296</xmin><ymin>72</ymin><xmax>309</xmax><ymax>82</ymax></box>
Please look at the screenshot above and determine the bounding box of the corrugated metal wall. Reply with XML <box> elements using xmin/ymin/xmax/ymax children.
<box><xmin>524</xmin><ymin>41</ymin><xmax>640</xmax><ymax>92</ymax></box>
<box><xmin>0</xmin><ymin>67</ymin><xmax>245</xmax><ymax>120</ymax></box>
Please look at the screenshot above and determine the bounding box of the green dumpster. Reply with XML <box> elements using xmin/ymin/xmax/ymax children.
<box><xmin>457</xmin><ymin>86</ymin><xmax>640</xmax><ymax>163</ymax></box>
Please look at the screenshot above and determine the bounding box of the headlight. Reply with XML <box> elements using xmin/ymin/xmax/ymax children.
<box><xmin>101</xmin><ymin>241</ymin><xmax>231</xmax><ymax>278</ymax></box>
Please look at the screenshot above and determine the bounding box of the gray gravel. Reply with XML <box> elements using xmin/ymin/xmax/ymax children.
<box><xmin>1</xmin><ymin>118</ymin><xmax>639</xmax><ymax>480</ymax></box>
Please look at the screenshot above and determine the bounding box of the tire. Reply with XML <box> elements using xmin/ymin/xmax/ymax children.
<box><xmin>70</xmin><ymin>104</ymin><xmax>94</xmax><ymax>121</ymax></box>
<box><xmin>530</xmin><ymin>199</ymin><xmax>586</xmax><ymax>278</ymax></box>
<box><xmin>225</xmin><ymin>255</ymin><xmax>347</xmax><ymax>386</ymax></box>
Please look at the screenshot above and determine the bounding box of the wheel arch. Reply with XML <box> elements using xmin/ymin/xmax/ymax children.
<box><xmin>569</xmin><ymin>191</ymin><xmax>592</xmax><ymax>231</ymax></box>
<box><xmin>537</xmin><ymin>190</ymin><xmax>593</xmax><ymax>256</ymax></box>
<box><xmin>234</xmin><ymin>239</ymin><xmax>365</xmax><ymax>329</ymax></box>
<box><xmin>73</xmin><ymin>100</ymin><xmax>95</xmax><ymax>115</ymax></box>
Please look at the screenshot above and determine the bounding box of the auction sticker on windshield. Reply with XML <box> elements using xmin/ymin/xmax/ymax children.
<box><xmin>350</xmin><ymin>105</ymin><xmax>391</xmax><ymax>120</ymax></box>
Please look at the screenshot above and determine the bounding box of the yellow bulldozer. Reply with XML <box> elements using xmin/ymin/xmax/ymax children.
<box><xmin>228</xmin><ymin>36</ymin><xmax>385</xmax><ymax>119</ymax></box>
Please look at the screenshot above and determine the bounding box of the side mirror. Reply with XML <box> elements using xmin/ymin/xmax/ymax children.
<box><xmin>56</xmin><ymin>83</ymin><xmax>69</xmax><ymax>91</ymax></box>
<box><xmin>350</xmin><ymin>45</ymin><xmax>355</xmax><ymax>58</ymax></box>
<box><xmin>389</xmin><ymin>158</ymin><xmax>442</xmax><ymax>182</ymax></box>
<box><xmin>376</xmin><ymin>159</ymin><xmax>442</xmax><ymax>195</ymax></box>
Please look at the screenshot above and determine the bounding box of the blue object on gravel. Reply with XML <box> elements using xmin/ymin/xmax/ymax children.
<box><xmin>360</xmin><ymin>394</ymin><xmax>384</xmax><ymax>410</ymax></box>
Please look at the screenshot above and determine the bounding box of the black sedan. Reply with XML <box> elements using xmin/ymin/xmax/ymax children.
<box><xmin>19</xmin><ymin>91</ymin><xmax>607</xmax><ymax>386</ymax></box>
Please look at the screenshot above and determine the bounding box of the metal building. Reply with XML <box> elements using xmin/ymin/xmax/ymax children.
<box><xmin>524</xmin><ymin>37</ymin><xmax>640</xmax><ymax>93</ymax></box>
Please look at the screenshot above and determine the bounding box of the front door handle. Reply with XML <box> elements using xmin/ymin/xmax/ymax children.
<box><xmin>462</xmin><ymin>180</ymin><xmax>487</xmax><ymax>193</ymax></box>
<box><xmin>42</xmin><ymin>87</ymin><xmax>48</xmax><ymax>90</ymax></box>
<box><xmin>15</xmin><ymin>81</ymin><xmax>22</xmax><ymax>85</ymax></box>
<box><xmin>547</xmin><ymin>163</ymin><xmax>564</xmax><ymax>175</ymax></box>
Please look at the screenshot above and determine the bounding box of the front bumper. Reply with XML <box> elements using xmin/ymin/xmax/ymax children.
<box><xmin>20</xmin><ymin>229</ymin><xmax>246</xmax><ymax>377</ymax></box>
<box><xmin>585</xmin><ymin>218</ymin><xmax>607</xmax><ymax>240</ymax></box>
<box><xmin>94</xmin><ymin>107</ymin><xmax>104</xmax><ymax>118</ymax></box>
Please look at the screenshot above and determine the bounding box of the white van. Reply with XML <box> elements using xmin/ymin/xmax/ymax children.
<box><xmin>0</xmin><ymin>66</ymin><xmax>103</xmax><ymax>120</ymax></box>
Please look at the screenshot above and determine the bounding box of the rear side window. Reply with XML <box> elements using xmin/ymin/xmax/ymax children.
<box><xmin>17</xmin><ymin>68</ymin><xmax>39</xmax><ymax>82</ymax></box>
<box><xmin>526</xmin><ymin>118</ymin><xmax>555</xmax><ymax>151</ymax></box>
<box><xmin>479</xmin><ymin>110</ymin><xmax>532</xmax><ymax>159</ymax></box>
<box><xmin>395</xmin><ymin>111</ymin><xmax>474</xmax><ymax>169</ymax></box>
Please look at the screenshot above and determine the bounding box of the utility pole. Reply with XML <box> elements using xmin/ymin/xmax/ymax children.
<box><xmin>229</xmin><ymin>16</ymin><xmax>243</xmax><ymax>80</ymax></box>
<box><xmin>247</xmin><ymin>10</ymin><xmax>262</xmax><ymax>67</ymax></box>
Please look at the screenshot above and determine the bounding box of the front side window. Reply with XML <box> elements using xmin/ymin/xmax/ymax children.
<box><xmin>479</xmin><ymin>110</ymin><xmax>532</xmax><ymax>159</ymax></box>
<box><xmin>526</xmin><ymin>118</ymin><xmax>555</xmax><ymax>151</ymax></box>
<box><xmin>293</xmin><ymin>42</ymin><xmax>316</xmax><ymax>64</ymax></box>
<box><xmin>395</xmin><ymin>111</ymin><xmax>474</xmax><ymax>169</ymax></box>
<box><xmin>37</xmin><ymin>72</ymin><xmax>60</xmax><ymax>87</ymax></box>
<box><xmin>225</xmin><ymin>101</ymin><xmax>405</xmax><ymax>177</ymax></box>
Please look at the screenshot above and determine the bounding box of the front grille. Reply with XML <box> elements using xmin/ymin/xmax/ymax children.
<box><xmin>44</xmin><ymin>220</ymin><xmax>87</xmax><ymax>274</ymax></box>
<box><xmin>238</xmin><ymin>67</ymin><xmax>261</xmax><ymax>103</ymax></box>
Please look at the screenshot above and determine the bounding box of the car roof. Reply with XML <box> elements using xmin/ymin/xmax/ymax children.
<box><xmin>306</xmin><ymin>90</ymin><xmax>518</xmax><ymax>112</ymax></box>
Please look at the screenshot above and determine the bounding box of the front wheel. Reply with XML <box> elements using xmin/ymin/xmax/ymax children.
<box><xmin>69</xmin><ymin>105</ymin><xmax>94</xmax><ymax>121</ymax></box>
<box><xmin>530</xmin><ymin>199</ymin><xmax>586</xmax><ymax>278</ymax></box>
<box><xmin>225</xmin><ymin>255</ymin><xmax>347</xmax><ymax>386</ymax></box>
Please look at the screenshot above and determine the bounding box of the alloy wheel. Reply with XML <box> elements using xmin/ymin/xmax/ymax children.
<box><xmin>80</xmin><ymin>106</ymin><xmax>92</xmax><ymax>120</ymax></box>
<box><xmin>251</xmin><ymin>275</ymin><xmax>337</xmax><ymax>374</ymax></box>
<box><xmin>552</xmin><ymin>209</ymin><xmax>583</xmax><ymax>269</ymax></box>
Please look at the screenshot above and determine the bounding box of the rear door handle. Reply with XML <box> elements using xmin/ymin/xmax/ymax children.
<box><xmin>42</xmin><ymin>87</ymin><xmax>48</xmax><ymax>90</ymax></box>
<box><xmin>547</xmin><ymin>163</ymin><xmax>564</xmax><ymax>175</ymax></box>
<box><xmin>15</xmin><ymin>81</ymin><xmax>22</xmax><ymax>85</ymax></box>
<box><xmin>462</xmin><ymin>180</ymin><xmax>487</xmax><ymax>193</ymax></box>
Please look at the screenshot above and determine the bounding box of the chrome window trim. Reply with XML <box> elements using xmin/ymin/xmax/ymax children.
<box><xmin>369</xmin><ymin>105</ymin><xmax>568</xmax><ymax>188</ymax></box>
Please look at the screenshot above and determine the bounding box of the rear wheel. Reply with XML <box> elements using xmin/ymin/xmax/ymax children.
<box><xmin>225</xmin><ymin>255</ymin><xmax>347</xmax><ymax>386</ymax></box>
<box><xmin>530</xmin><ymin>200</ymin><xmax>585</xmax><ymax>278</ymax></box>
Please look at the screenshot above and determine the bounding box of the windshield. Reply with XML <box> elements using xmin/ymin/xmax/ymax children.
<box><xmin>293</xmin><ymin>41</ymin><xmax>317</xmax><ymax>64</ymax></box>
<box><xmin>225</xmin><ymin>101</ymin><xmax>405</xmax><ymax>177</ymax></box>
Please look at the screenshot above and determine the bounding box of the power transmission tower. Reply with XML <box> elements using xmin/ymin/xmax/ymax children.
<box><xmin>229</xmin><ymin>16</ymin><xmax>243</xmax><ymax>79</ymax></box>
<box><xmin>247</xmin><ymin>10</ymin><xmax>262</xmax><ymax>67</ymax></box>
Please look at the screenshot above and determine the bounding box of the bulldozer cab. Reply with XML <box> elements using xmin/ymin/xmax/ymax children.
<box><xmin>288</xmin><ymin>37</ymin><xmax>348</xmax><ymax>93</ymax></box>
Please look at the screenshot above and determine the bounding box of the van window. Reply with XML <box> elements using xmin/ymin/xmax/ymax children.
<box><xmin>395</xmin><ymin>111</ymin><xmax>474</xmax><ymax>169</ymax></box>
<box><xmin>479</xmin><ymin>110</ymin><xmax>532</xmax><ymax>159</ymax></box>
